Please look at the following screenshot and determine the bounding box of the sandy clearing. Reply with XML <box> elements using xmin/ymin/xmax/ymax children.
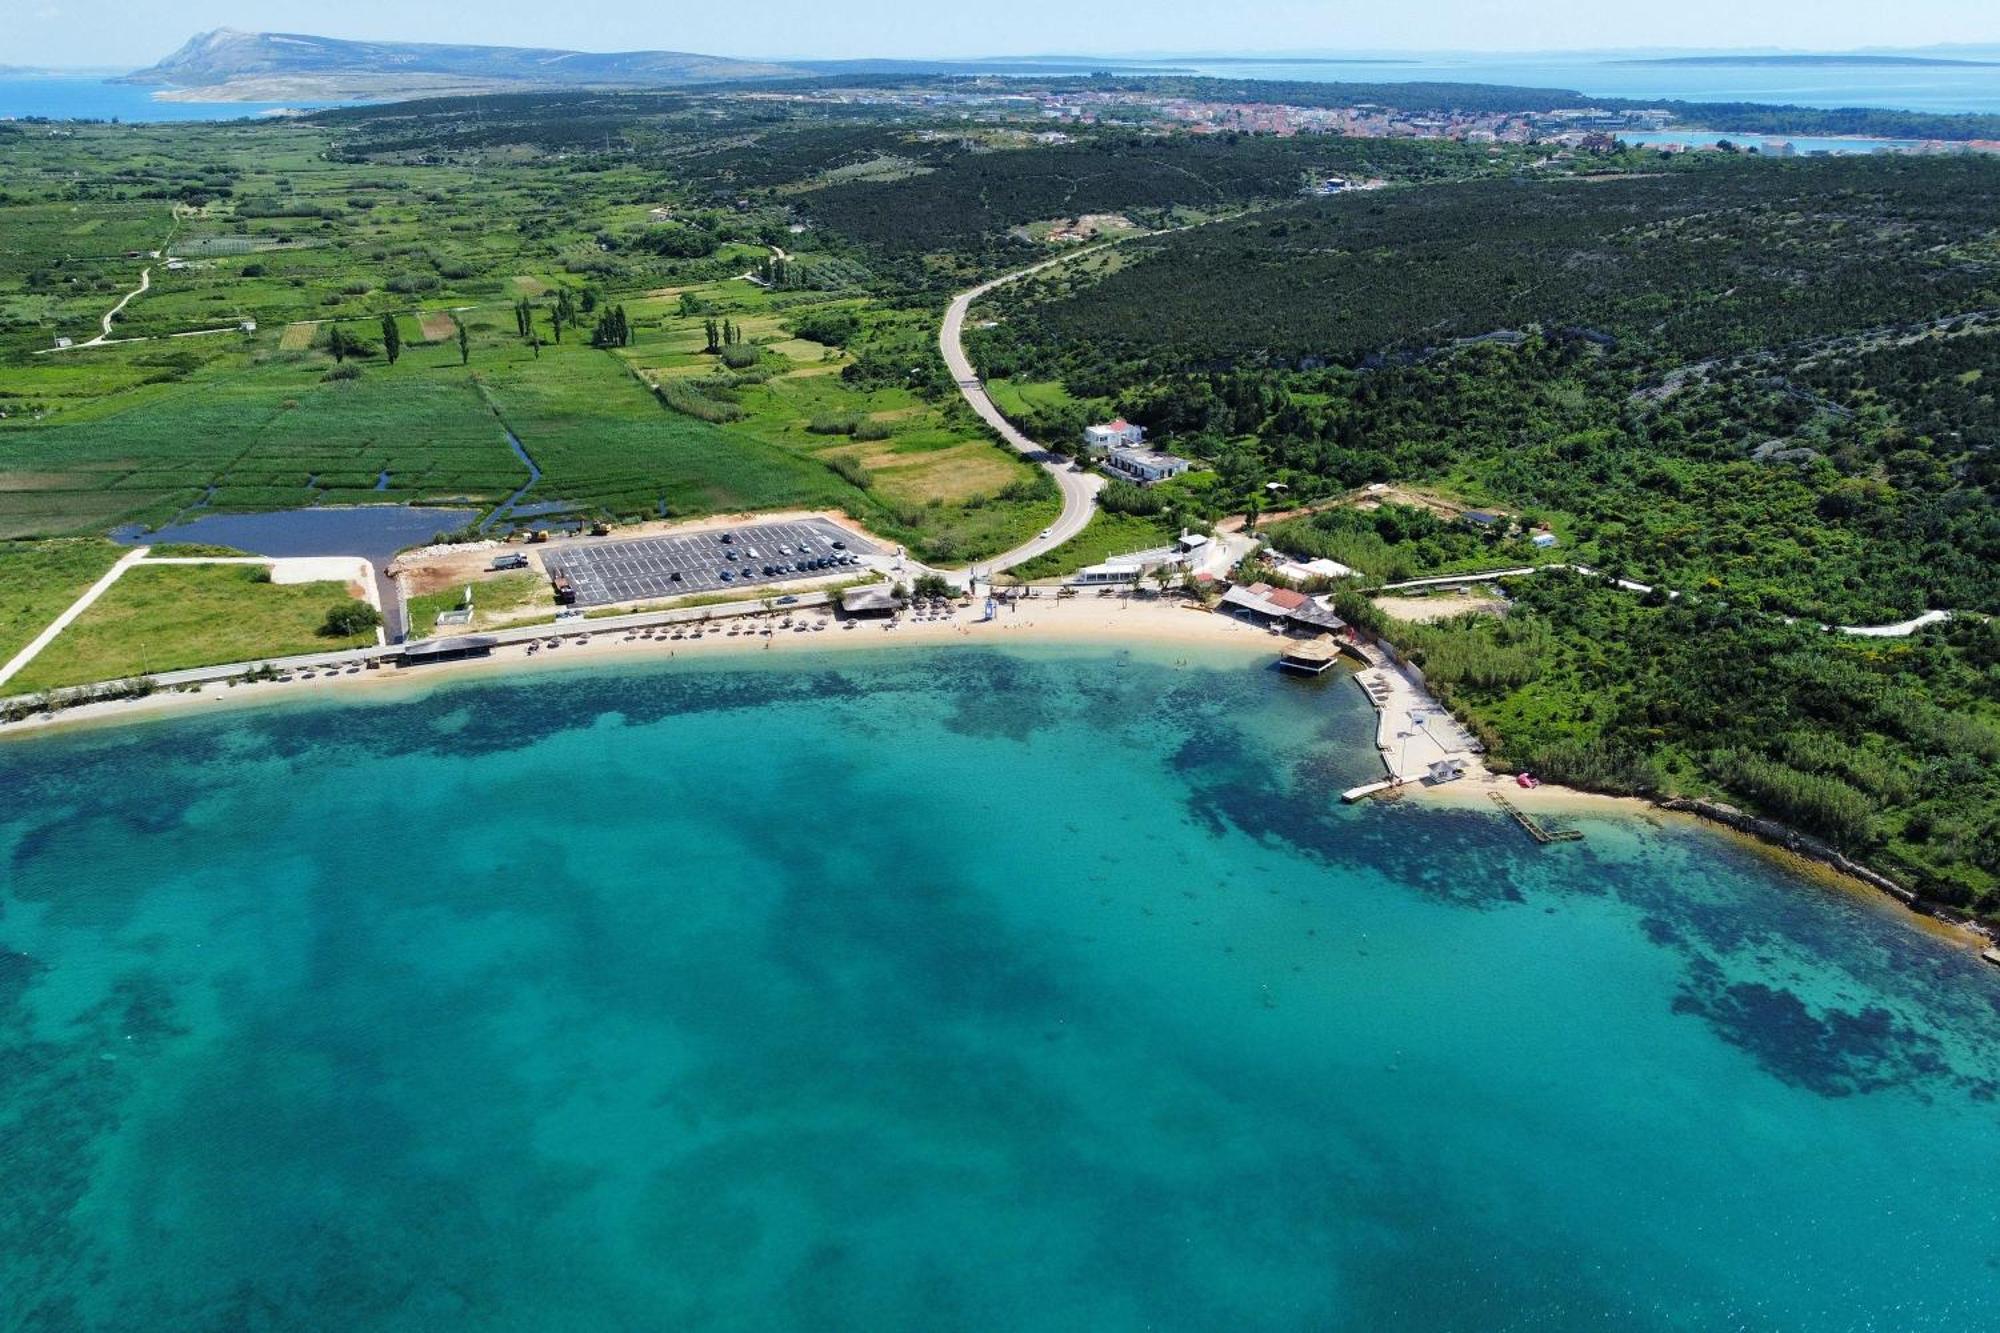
<box><xmin>1372</xmin><ymin>593</ymin><xmax>1508</xmax><ymax>623</ymax></box>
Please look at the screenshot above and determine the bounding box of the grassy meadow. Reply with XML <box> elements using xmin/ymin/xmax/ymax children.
<box><xmin>6</xmin><ymin>563</ymin><xmax>376</xmax><ymax>692</ymax></box>
<box><xmin>0</xmin><ymin>538</ymin><xmax>126</xmax><ymax>664</ymax></box>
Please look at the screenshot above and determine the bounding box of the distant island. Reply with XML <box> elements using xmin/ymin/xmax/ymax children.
<box><xmin>116</xmin><ymin>28</ymin><xmax>807</xmax><ymax>101</ymax></box>
<box><xmin>1616</xmin><ymin>54</ymin><xmax>1997</xmax><ymax>67</ymax></box>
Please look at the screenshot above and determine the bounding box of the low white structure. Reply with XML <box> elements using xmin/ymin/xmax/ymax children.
<box><xmin>1270</xmin><ymin>554</ymin><xmax>1356</xmax><ymax>583</ymax></box>
<box><xmin>1082</xmin><ymin>418</ymin><xmax>1146</xmax><ymax>451</ymax></box>
<box><xmin>52</xmin><ymin>335</ymin><xmax>73</xmax><ymax>349</ymax></box>
<box><xmin>1105</xmin><ymin>446</ymin><xmax>1191</xmax><ymax>485</ymax></box>
<box><xmin>1531</xmin><ymin>530</ymin><xmax>1559</xmax><ymax>549</ymax></box>
<box><xmin>1074</xmin><ymin>560</ymin><xmax>1143</xmax><ymax>586</ymax></box>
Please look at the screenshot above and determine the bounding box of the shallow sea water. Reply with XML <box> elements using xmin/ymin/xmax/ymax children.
<box><xmin>2</xmin><ymin>644</ymin><xmax>1997</xmax><ymax>1330</ymax></box>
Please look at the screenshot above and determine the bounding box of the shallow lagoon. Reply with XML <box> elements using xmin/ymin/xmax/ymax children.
<box><xmin>3</xmin><ymin>644</ymin><xmax>1997</xmax><ymax>1330</ymax></box>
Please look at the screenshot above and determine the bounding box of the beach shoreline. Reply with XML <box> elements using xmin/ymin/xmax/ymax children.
<box><xmin>6</xmin><ymin>593</ymin><xmax>1988</xmax><ymax>953</ymax></box>
<box><xmin>0</xmin><ymin>595</ymin><xmax>1274</xmax><ymax>741</ymax></box>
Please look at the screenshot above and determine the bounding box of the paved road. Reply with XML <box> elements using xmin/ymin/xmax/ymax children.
<box><xmin>939</xmin><ymin>251</ymin><xmax>1110</xmax><ymax>573</ymax></box>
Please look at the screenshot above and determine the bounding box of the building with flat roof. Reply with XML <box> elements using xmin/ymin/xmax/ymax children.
<box><xmin>398</xmin><ymin>635</ymin><xmax>497</xmax><ymax>666</ymax></box>
<box><xmin>1074</xmin><ymin>560</ymin><xmax>1143</xmax><ymax>585</ymax></box>
<box><xmin>1105</xmin><ymin>446</ymin><xmax>1192</xmax><ymax>485</ymax></box>
<box><xmin>1270</xmin><ymin>554</ymin><xmax>1355</xmax><ymax>584</ymax></box>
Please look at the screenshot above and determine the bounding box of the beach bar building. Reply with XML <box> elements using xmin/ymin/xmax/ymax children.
<box><xmin>840</xmin><ymin>584</ymin><xmax>904</xmax><ymax>617</ymax></box>
<box><xmin>1220</xmin><ymin>582</ymin><xmax>1348</xmax><ymax>635</ymax></box>
<box><xmin>398</xmin><ymin>635</ymin><xmax>498</xmax><ymax>667</ymax></box>
<box><xmin>1278</xmin><ymin>635</ymin><xmax>1343</xmax><ymax>675</ymax></box>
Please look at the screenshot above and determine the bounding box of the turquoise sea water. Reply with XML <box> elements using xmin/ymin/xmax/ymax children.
<box><xmin>3</xmin><ymin>644</ymin><xmax>1998</xmax><ymax>1330</ymax></box>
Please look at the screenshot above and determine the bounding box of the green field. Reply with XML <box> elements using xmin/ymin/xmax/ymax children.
<box><xmin>0</xmin><ymin>538</ymin><xmax>126</xmax><ymax>665</ymax></box>
<box><xmin>6</xmin><ymin>563</ymin><xmax>376</xmax><ymax>692</ymax></box>
<box><xmin>1008</xmin><ymin>510</ymin><xmax>1174</xmax><ymax>580</ymax></box>
<box><xmin>405</xmin><ymin>570</ymin><xmax>553</xmax><ymax>638</ymax></box>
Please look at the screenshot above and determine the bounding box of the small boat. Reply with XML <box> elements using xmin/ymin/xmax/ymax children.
<box><xmin>1517</xmin><ymin>773</ymin><xmax>1540</xmax><ymax>789</ymax></box>
<box><xmin>1981</xmin><ymin>947</ymin><xmax>2000</xmax><ymax>970</ymax></box>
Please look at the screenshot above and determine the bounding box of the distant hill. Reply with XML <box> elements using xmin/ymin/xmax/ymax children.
<box><xmin>119</xmin><ymin>28</ymin><xmax>810</xmax><ymax>101</ymax></box>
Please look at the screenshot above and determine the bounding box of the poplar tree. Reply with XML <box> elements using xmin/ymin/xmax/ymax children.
<box><xmin>380</xmin><ymin>312</ymin><xmax>400</xmax><ymax>365</ymax></box>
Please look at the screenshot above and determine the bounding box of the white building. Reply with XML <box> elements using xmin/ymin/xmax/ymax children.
<box><xmin>1074</xmin><ymin>560</ymin><xmax>1143</xmax><ymax>585</ymax></box>
<box><xmin>1270</xmin><ymin>554</ymin><xmax>1356</xmax><ymax>583</ymax></box>
<box><xmin>1082</xmin><ymin>418</ymin><xmax>1146</xmax><ymax>451</ymax></box>
<box><xmin>1105</xmin><ymin>447</ymin><xmax>1191</xmax><ymax>485</ymax></box>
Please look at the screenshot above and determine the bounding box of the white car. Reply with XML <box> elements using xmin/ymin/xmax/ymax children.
<box><xmin>1040</xmin><ymin>528</ymin><xmax>1053</xmax><ymax>539</ymax></box>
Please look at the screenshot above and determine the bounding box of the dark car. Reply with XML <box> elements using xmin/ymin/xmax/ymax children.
<box><xmin>777</xmin><ymin>595</ymin><xmax>799</xmax><ymax>605</ymax></box>
<box><xmin>831</xmin><ymin>540</ymin><xmax>847</xmax><ymax>550</ymax></box>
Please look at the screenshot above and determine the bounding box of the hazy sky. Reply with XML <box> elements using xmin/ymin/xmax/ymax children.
<box><xmin>5</xmin><ymin>0</ymin><xmax>1998</xmax><ymax>68</ymax></box>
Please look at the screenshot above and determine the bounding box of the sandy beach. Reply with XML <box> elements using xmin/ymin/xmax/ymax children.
<box><xmin>0</xmin><ymin>594</ymin><xmax>1277</xmax><ymax>739</ymax></box>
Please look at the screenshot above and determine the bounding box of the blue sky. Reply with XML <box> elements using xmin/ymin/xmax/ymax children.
<box><xmin>4</xmin><ymin>0</ymin><xmax>1997</xmax><ymax>68</ymax></box>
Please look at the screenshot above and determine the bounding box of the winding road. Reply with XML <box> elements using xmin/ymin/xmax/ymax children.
<box><xmin>939</xmin><ymin>249</ymin><xmax>1116</xmax><ymax>573</ymax></box>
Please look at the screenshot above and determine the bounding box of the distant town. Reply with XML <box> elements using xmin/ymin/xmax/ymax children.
<box><xmin>743</xmin><ymin>85</ymin><xmax>2000</xmax><ymax>156</ymax></box>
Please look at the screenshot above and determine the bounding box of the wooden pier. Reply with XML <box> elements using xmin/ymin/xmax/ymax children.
<box><xmin>1487</xmin><ymin>791</ymin><xmax>1584</xmax><ymax>844</ymax></box>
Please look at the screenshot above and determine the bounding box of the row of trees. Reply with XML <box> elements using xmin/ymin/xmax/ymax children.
<box><xmin>323</xmin><ymin>314</ymin><xmax>465</xmax><ymax>366</ymax></box>
<box><xmin>703</xmin><ymin>318</ymin><xmax>747</xmax><ymax>353</ymax></box>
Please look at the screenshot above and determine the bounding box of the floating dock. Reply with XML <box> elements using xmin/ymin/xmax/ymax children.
<box><xmin>1488</xmin><ymin>791</ymin><xmax>1584</xmax><ymax>844</ymax></box>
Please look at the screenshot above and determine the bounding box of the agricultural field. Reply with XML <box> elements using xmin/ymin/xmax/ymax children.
<box><xmin>0</xmin><ymin>110</ymin><xmax>1058</xmax><ymax>565</ymax></box>
<box><xmin>5</xmin><ymin>562</ymin><xmax>377</xmax><ymax>693</ymax></box>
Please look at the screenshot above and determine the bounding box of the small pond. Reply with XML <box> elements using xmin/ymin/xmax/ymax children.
<box><xmin>112</xmin><ymin>505</ymin><xmax>480</xmax><ymax>566</ymax></box>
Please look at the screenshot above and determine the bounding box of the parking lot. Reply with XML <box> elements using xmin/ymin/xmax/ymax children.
<box><xmin>540</xmin><ymin>518</ymin><xmax>880</xmax><ymax>607</ymax></box>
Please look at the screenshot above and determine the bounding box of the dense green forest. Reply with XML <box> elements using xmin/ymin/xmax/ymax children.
<box><xmin>1371</xmin><ymin>575</ymin><xmax>2000</xmax><ymax>913</ymax></box>
<box><xmin>981</xmin><ymin>156</ymin><xmax>2000</xmax><ymax>369</ymax></box>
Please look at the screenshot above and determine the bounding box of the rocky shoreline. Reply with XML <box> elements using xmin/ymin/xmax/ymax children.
<box><xmin>1657</xmin><ymin>796</ymin><xmax>1998</xmax><ymax>948</ymax></box>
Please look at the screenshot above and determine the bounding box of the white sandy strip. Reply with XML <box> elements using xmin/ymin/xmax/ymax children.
<box><xmin>0</xmin><ymin>546</ymin><xmax>151</xmax><ymax>691</ymax></box>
